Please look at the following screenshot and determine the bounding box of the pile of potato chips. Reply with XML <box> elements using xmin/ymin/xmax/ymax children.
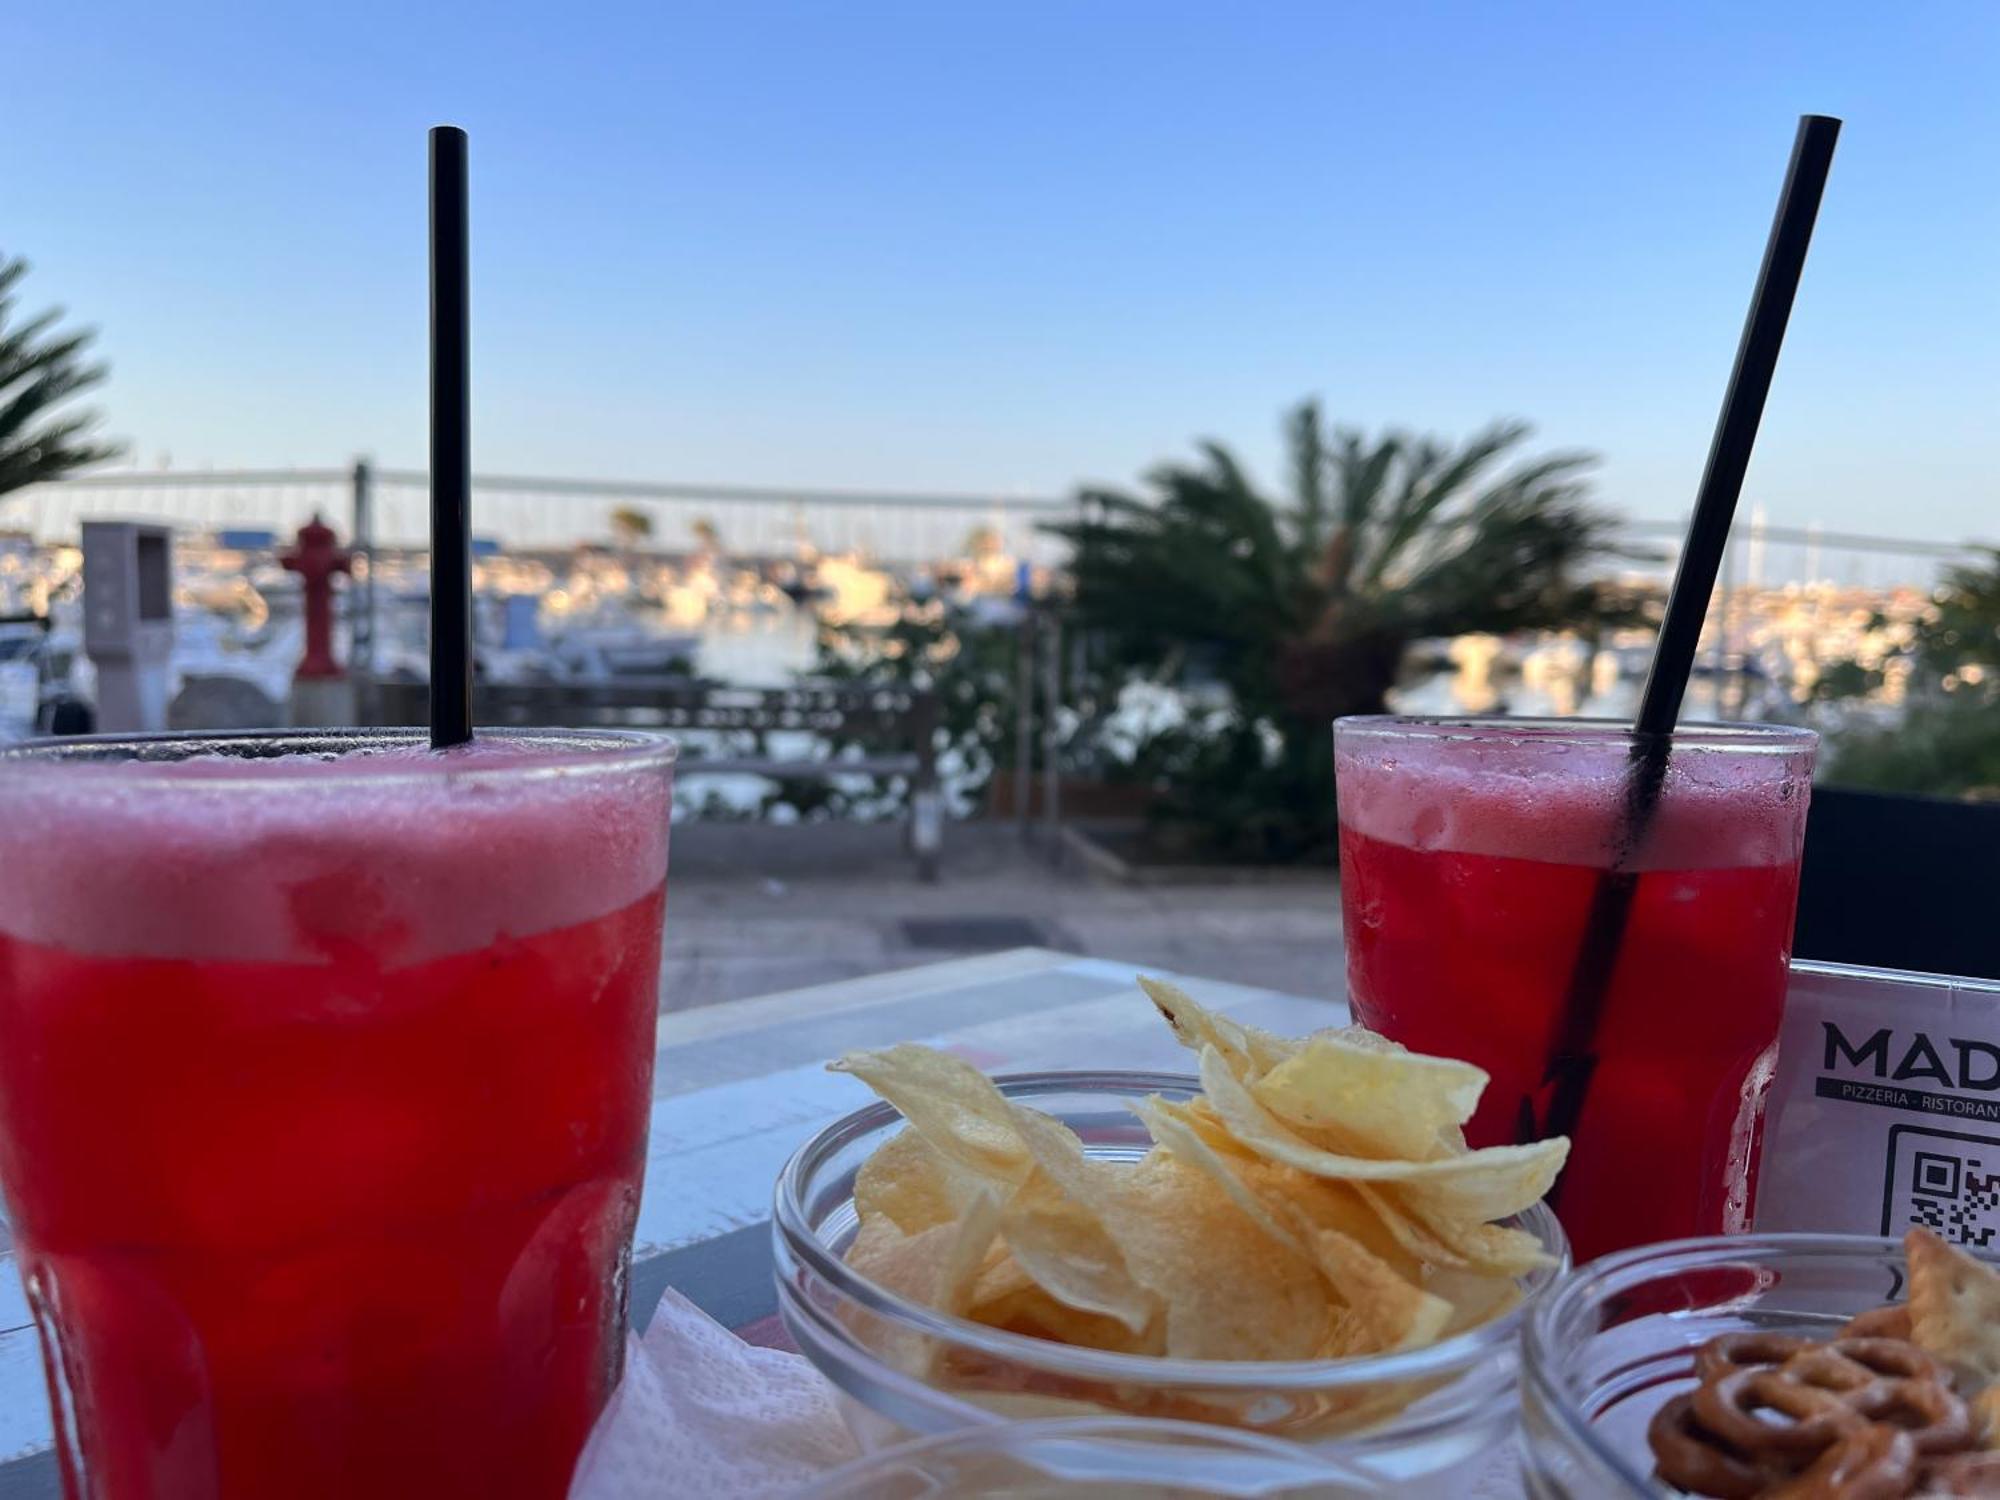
<box><xmin>828</xmin><ymin>977</ymin><xmax>1568</xmax><ymax>1408</ymax></box>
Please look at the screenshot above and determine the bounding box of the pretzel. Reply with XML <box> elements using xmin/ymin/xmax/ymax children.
<box><xmin>1650</xmin><ymin>1331</ymin><xmax>1977</xmax><ymax>1498</ymax></box>
<box><xmin>1795</xmin><ymin>1339</ymin><xmax>1948</xmax><ymax>1390</ymax></box>
<box><xmin>1692</xmin><ymin>1365</ymin><xmax>1872</xmax><ymax>1457</ymax></box>
<box><xmin>1698</xmin><ymin>1332</ymin><xmax>1817</xmax><ymax>1383</ymax></box>
<box><xmin>1692</xmin><ymin>1340</ymin><xmax>1966</xmax><ymax>1459</ymax></box>
<box><xmin>1649</xmin><ymin>1392</ymin><xmax>1768</xmax><ymax>1500</ymax></box>
<box><xmin>1764</xmin><ymin>1424</ymin><xmax>1916</xmax><ymax>1500</ymax></box>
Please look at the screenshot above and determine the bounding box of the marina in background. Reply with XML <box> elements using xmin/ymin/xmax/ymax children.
<box><xmin>0</xmin><ymin>464</ymin><xmax>1986</xmax><ymax>784</ymax></box>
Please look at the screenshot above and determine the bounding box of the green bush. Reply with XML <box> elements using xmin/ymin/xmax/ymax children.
<box><xmin>1822</xmin><ymin>550</ymin><xmax>2000</xmax><ymax>801</ymax></box>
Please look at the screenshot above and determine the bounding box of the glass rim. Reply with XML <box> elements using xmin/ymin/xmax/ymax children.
<box><xmin>797</xmin><ymin>1415</ymin><xmax>1373</xmax><ymax>1494</ymax></box>
<box><xmin>1522</xmin><ymin>1231</ymin><xmax>1911</xmax><ymax>1495</ymax></box>
<box><xmin>773</xmin><ymin>1069</ymin><xmax>1569</xmax><ymax>1390</ymax></box>
<box><xmin>1334</xmin><ymin>714</ymin><xmax>1817</xmax><ymax>754</ymax></box>
<box><xmin>0</xmin><ymin>726</ymin><xmax>678</xmax><ymax>789</ymax></box>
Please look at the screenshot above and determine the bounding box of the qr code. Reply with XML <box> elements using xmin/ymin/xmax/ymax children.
<box><xmin>1884</xmin><ymin>1125</ymin><xmax>2000</xmax><ymax>1248</ymax></box>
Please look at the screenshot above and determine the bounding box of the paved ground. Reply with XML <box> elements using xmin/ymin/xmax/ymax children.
<box><xmin>658</xmin><ymin>822</ymin><xmax>1346</xmax><ymax>1013</ymax></box>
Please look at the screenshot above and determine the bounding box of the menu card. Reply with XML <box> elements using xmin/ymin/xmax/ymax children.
<box><xmin>1757</xmin><ymin>960</ymin><xmax>2000</xmax><ymax>1246</ymax></box>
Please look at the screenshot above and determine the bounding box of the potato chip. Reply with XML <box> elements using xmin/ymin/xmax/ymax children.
<box><xmin>1129</xmin><ymin>1093</ymin><xmax>1305</xmax><ymax>1254</ymax></box>
<box><xmin>846</xmin><ymin>1191</ymin><xmax>1002</xmax><ymax>1314</ymax></box>
<box><xmin>967</xmin><ymin>1241</ymin><xmax>1032</xmax><ymax>1305</ymax></box>
<box><xmin>1307</xmin><ymin>1229</ymin><xmax>1453</xmax><ymax>1354</ymax></box>
<box><xmin>845</xmin><ymin>1211</ymin><xmax>913</xmax><ymax>1280</ymax></box>
<box><xmin>844</xmin><ymin>1191</ymin><xmax>1004</xmax><ymax>1378</ymax></box>
<box><xmin>1179</xmin><ymin>1095</ymin><xmax>1253</xmax><ymax>1153</ymax></box>
<box><xmin>1111</xmin><ymin>1151</ymin><xmax>1332</xmax><ymax>1361</ymax></box>
<box><xmin>1199</xmin><ymin>1046</ymin><xmax>1568</xmax><ymax>1223</ymax></box>
<box><xmin>1250</xmin><ymin>1032</ymin><xmax>1485</xmax><ymax>1162</ymax></box>
<box><xmin>1906</xmin><ymin>1226</ymin><xmax>2000</xmax><ymax>1392</ymax></box>
<box><xmin>854</xmin><ymin>1126</ymin><xmax>985</xmax><ymax>1234</ymax></box>
<box><xmin>1000</xmin><ymin>1168</ymin><xmax>1157</xmax><ymax>1334</ymax></box>
<box><xmin>838</xmin><ymin>1048</ymin><xmax>1163</xmax><ymax>1333</ymax></box>
<box><xmin>1354</xmin><ymin>1181</ymin><xmax>1552</xmax><ymax>1276</ymax></box>
<box><xmin>1322</xmin><ymin>1025</ymin><xmax>1469</xmax><ymax>1149</ymax></box>
<box><xmin>1129</xmin><ymin>1092</ymin><xmax>1244</xmax><ymax>1159</ymax></box>
<box><xmin>969</xmin><ymin>1273</ymin><xmax>1164</xmax><ymax>1355</ymax></box>
<box><xmin>828</xmin><ymin>972</ymin><xmax>1567</xmax><ymax>1402</ymax></box>
<box><xmin>1321</xmin><ymin>1025</ymin><xmax>1399</xmax><ymax>1054</ymax></box>
<box><xmin>1267</xmin><ymin>1174</ymin><xmax>1425</xmax><ymax>1281</ymax></box>
<box><xmin>1138</xmin><ymin>976</ymin><xmax>1294</xmax><ymax>1082</ymax></box>
<box><xmin>1005</xmin><ymin>1097</ymin><xmax>1119</xmax><ymax>1196</ymax></box>
<box><xmin>831</xmin><ymin>1045</ymin><xmax>1033</xmax><ymax>1185</ymax></box>
<box><xmin>1135</xmin><ymin>1093</ymin><xmax>1430</xmax><ymax>1283</ymax></box>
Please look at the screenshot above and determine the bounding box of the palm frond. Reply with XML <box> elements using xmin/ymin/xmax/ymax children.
<box><xmin>0</xmin><ymin>255</ymin><xmax>123</xmax><ymax>495</ymax></box>
<box><xmin>1334</xmin><ymin>429</ymin><xmax>1400</xmax><ymax>534</ymax></box>
<box><xmin>0</xmin><ymin>414</ymin><xmax>122</xmax><ymax>493</ymax></box>
<box><xmin>1062</xmin><ymin>401</ymin><xmax>1617</xmax><ymax>760</ymax></box>
<box><xmin>1286</xmin><ymin>399</ymin><xmax>1330</xmax><ymax>555</ymax></box>
<box><xmin>1391</xmin><ymin>487</ymin><xmax>1626</xmax><ymax>638</ymax></box>
<box><xmin>1360</xmin><ymin>419</ymin><xmax>1532</xmax><ymax>588</ymax></box>
<box><xmin>1314</xmin><ymin>427</ymin><xmax>1398</xmax><ymax>598</ymax></box>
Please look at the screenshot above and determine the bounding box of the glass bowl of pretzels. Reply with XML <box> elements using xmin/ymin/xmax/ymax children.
<box><xmin>1520</xmin><ymin>1229</ymin><xmax>2000</xmax><ymax>1499</ymax></box>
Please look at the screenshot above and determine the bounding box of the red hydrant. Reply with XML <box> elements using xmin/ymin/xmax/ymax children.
<box><xmin>281</xmin><ymin>513</ymin><xmax>352</xmax><ymax>681</ymax></box>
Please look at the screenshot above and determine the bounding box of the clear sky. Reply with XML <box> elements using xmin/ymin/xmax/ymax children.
<box><xmin>8</xmin><ymin>0</ymin><xmax>1997</xmax><ymax>539</ymax></box>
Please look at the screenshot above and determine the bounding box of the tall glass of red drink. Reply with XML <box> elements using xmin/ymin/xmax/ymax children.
<box><xmin>0</xmin><ymin>728</ymin><xmax>674</xmax><ymax>1500</ymax></box>
<box><xmin>1334</xmin><ymin>717</ymin><xmax>1814</xmax><ymax>1263</ymax></box>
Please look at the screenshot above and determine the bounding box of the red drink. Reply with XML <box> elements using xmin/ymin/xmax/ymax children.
<box><xmin>0</xmin><ymin>730</ymin><xmax>674</xmax><ymax>1499</ymax></box>
<box><xmin>1334</xmin><ymin>718</ymin><xmax>1814</xmax><ymax>1262</ymax></box>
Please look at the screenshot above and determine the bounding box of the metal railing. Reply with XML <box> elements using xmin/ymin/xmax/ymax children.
<box><xmin>9</xmin><ymin>464</ymin><xmax>1988</xmax><ymax>585</ymax></box>
<box><xmin>4</xmin><ymin>463</ymin><xmax>1077</xmax><ymax>570</ymax></box>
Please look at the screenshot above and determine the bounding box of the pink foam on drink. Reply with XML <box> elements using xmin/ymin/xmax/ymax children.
<box><xmin>0</xmin><ymin>737</ymin><xmax>672</xmax><ymax>962</ymax></box>
<box><xmin>1335</xmin><ymin>725</ymin><xmax>1813</xmax><ymax>871</ymax></box>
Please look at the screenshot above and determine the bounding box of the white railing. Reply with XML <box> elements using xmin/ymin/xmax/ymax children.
<box><xmin>4</xmin><ymin>465</ymin><xmax>1990</xmax><ymax>595</ymax></box>
<box><xmin>3</xmin><ymin>465</ymin><xmax>1078</xmax><ymax>569</ymax></box>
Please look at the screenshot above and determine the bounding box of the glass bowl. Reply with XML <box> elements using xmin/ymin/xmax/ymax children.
<box><xmin>794</xmin><ymin>1416</ymin><xmax>1393</xmax><ymax>1498</ymax></box>
<box><xmin>773</xmin><ymin>1071</ymin><xmax>1568</xmax><ymax>1494</ymax></box>
<box><xmin>1520</xmin><ymin>1232</ymin><xmax>1926</xmax><ymax>1497</ymax></box>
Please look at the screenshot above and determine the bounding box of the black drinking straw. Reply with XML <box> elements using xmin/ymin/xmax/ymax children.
<box><xmin>429</xmin><ymin>125</ymin><xmax>474</xmax><ymax>749</ymax></box>
<box><xmin>1537</xmin><ymin>115</ymin><xmax>1840</xmax><ymax>1155</ymax></box>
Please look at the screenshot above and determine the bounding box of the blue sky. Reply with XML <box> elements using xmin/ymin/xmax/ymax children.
<box><xmin>9</xmin><ymin>1</ymin><xmax>1997</xmax><ymax>538</ymax></box>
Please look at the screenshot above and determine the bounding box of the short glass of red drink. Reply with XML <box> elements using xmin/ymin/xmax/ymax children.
<box><xmin>1333</xmin><ymin>716</ymin><xmax>1814</xmax><ymax>1263</ymax></box>
<box><xmin>0</xmin><ymin>728</ymin><xmax>674</xmax><ymax>1500</ymax></box>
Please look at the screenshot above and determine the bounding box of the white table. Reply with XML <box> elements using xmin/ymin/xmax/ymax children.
<box><xmin>0</xmin><ymin>950</ymin><xmax>1341</xmax><ymax>1493</ymax></box>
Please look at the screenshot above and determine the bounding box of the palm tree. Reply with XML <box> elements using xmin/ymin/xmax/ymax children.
<box><xmin>0</xmin><ymin>256</ymin><xmax>123</xmax><ymax>496</ymax></box>
<box><xmin>1054</xmin><ymin>399</ymin><xmax>1636</xmax><ymax>859</ymax></box>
